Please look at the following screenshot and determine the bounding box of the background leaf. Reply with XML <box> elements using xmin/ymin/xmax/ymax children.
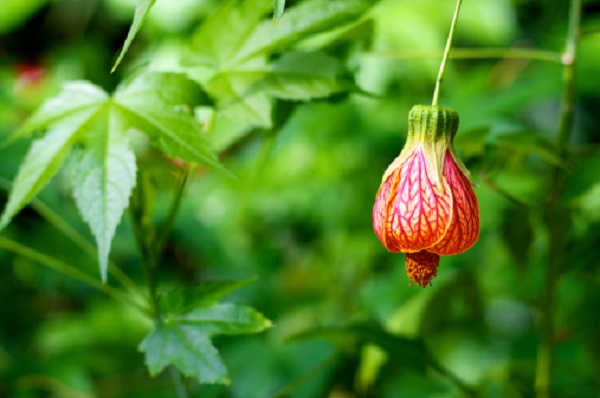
<box><xmin>140</xmin><ymin>280</ymin><xmax>272</xmax><ymax>384</ymax></box>
<box><xmin>111</xmin><ymin>0</ymin><xmax>157</xmax><ymax>72</ymax></box>
<box><xmin>188</xmin><ymin>0</ymin><xmax>272</xmax><ymax>68</ymax></box>
<box><xmin>233</xmin><ymin>0</ymin><xmax>374</xmax><ymax>64</ymax></box>
<box><xmin>158</xmin><ymin>279</ymin><xmax>256</xmax><ymax>314</ymax></box>
<box><xmin>140</xmin><ymin>321</ymin><xmax>228</xmax><ymax>383</ymax></box>
<box><xmin>273</xmin><ymin>0</ymin><xmax>286</xmax><ymax>22</ymax></box>
<box><xmin>6</xmin><ymin>81</ymin><xmax>108</xmax><ymax>144</ymax></box>
<box><xmin>114</xmin><ymin>72</ymin><xmax>225</xmax><ymax>172</ymax></box>
<box><xmin>0</xmin><ymin>119</ymin><xmax>81</xmax><ymax>231</ymax></box>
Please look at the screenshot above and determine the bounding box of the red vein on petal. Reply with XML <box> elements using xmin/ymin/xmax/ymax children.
<box><xmin>391</xmin><ymin>146</ymin><xmax>452</xmax><ymax>252</ymax></box>
<box><xmin>429</xmin><ymin>151</ymin><xmax>480</xmax><ymax>255</ymax></box>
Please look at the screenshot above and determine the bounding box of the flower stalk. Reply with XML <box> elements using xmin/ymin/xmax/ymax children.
<box><xmin>432</xmin><ymin>0</ymin><xmax>463</xmax><ymax>106</ymax></box>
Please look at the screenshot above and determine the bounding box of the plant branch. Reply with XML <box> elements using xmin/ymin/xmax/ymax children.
<box><xmin>32</xmin><ymin>199</ymin><xmax>144</xmax><ymax>298</ymax></box>
<box><xmin>0</xmin><ymin>236</ymin><xmax>148</xmax><ymax>314</ymax></box>
<box><xmin>0</xmin><ymin>177</ymin><xmax>145</xmax><ymax>300</ymax></box>
<box><xmin>556</xmin><ymin>0</ymin><xmax>581</xmax><ymax>158</ymax></box>
<box><xmin>432</xmin><ymin>0</ymin><xmax>463</xmax><ymax>106</ymax></box>
<box><xmin>364</xmin><ymin>48</ymin><xmax>563</xmax><ymax>63</ymax></box>
<box><xmin>131</xmin><ymin>163</ymin><xmax>193</xmax><ymax>316</ymax></box>
<box><xmin>153</xmin><ymin>163</ymin><xmax>192</xmax><ymax>261</ymax></box>
<box><xmin>535</xmin><ymin>1</ymin><xmax>581</xmax><ymax>397</ymax></box>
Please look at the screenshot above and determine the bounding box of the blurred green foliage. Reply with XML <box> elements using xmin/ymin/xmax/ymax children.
<box><xmin>1</xmin><ymin>0</ymin><xmax>600</xmax><ymax>397</ymax></box>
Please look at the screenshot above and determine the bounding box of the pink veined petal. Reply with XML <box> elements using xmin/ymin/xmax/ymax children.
<box><xmin>373</xmin><ymin>168</ymin><xmax>396</xmax><ymax>249</ymax></box>
<box><xmin>429</xmin><ymin>150</ymin><xmax>480</xmax><ymax>255</ymax></box>
<box><xmin>372</xmin><ymin>145</ymin><xmax>452</xmax><ymax>252</ymax></box>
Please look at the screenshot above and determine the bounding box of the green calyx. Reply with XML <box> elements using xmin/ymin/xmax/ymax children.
<box><xmin>406</xmin><ymin>105</ymin><xmax>459</xmax><ymax>146</ymax></box>
<box><xmin>381</xmin><ymin>105</ymin><xmax>472</xmax><ymax>192</ymax></box>
<box><xmin>400</xmin><ymin>105</ymin><xmax>468</xmax><ymax>192</ymax></box>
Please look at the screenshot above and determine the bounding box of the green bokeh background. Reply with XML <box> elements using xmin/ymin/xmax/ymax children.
<box><xmin>1</xmin><ymin>0</ymin><xmax>600</xmax><ymax>396</ymax></box>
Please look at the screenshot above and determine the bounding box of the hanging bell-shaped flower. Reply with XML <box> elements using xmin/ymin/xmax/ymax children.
<box><xmin>372</xmin><ymin>105</ymin><xmax>479</xmax><ymax>287</ymax></box>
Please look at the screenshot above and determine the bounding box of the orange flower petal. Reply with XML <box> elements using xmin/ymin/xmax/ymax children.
<box><xmin>429</xmin><ymin>151</ymin><xmax>479</xmax><ymax>255</ymax></box>
<box><xmin>406</xmin><ymin>250</ymin><xmax>440</xmax><ymax>287</ymax></box>
<box><xmin>373</xmin><ymin>146</ymin><xmax>452</xmax><ymax>252</ymax></box>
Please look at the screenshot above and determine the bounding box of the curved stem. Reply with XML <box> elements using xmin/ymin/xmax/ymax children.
<box><xmin>432</xmin><ymin>0</ymin><xmax>463</xmax><ymax>106</ymax></box>
<box><xmin>0</xmin><ymin>236</ymin><xmax>148</xmax><ymax>314</ymax></box>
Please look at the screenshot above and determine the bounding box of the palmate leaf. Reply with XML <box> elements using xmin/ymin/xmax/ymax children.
<box><xmin>204</xmin><ymin>51</ymin><xmax>354</xmax><ymax>151</ymax></box>
<box><xmin>113</xmin><ymin>72</ymin><xmax>226</xmax><ymax>173</ymax></box>
<box><xmin>0</xmin><ymin>82</ymin><xmax>109</xmax><ymax>231</ymax></box>
<box><xmin>140</xmin><ymin>280</ymin><xmax>272</xmax><ymax>384</ymax></box>
<box><xmin>188</xmin><ymin>0</ymin><xmax>272</xmax><ymax>68</ymax></box>
<box><xmin>71</xmin><ymin>110</ymin><xmax>137</xmax><ymax>281</ymax></box>
<box><xmin>0</xmin><ymin>72</ymin><xmax>222</xmax><ymax>280</ymax></box>
<box><xmin>233</xmin><ymin>0</ymin><xmax>374</xmax><ymax>65</ymax></box>
<box><xmin>111</xmin><ymin>0</ymin><xmax>157</xmax><ymax>72</ymax></box>
<box><xmin>186</xmin><ymin>0</ymin><xmax>375</xmax><ymax>150</ymax></box>
<box><xmin>7</xmin><ymin>81</ymin><xmax>109</xmax><ymax>143</ymax></box>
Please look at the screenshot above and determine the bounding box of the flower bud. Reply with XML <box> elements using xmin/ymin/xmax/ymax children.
<box><xmin>372</xmin><ymin>105</ymin><xmax>479</xmax><ymax>287</ymax></box>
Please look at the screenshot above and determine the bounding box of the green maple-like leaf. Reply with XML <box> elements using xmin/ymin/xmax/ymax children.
<box><xmin>0</xmin><ymin>82</ymin><xmax>109</xmax><ymax>232</ymax></box>
<box><xmin>0</xmin><ymin>72</ymin><xmax>222</xmax><ymax>280</ymax></box>
<box><xmin>113</xmin><ymin>72</ymin><xmax>225</xmax><ymax>173</ymax></box>
<box><xmin>112</xmin><ymin>0</ymin><xmax>157</xmax><ymax>72</ymax></box>
<box><xmin>139</xmin><ymin>280</ymin><xmax>272</xmax><ymax>384</ymax></box>
<box><xmin>71</xmin><ymin>110</ymin><xmax>137</xmax><ymax>281</ymax></box>
<box><xmin>187</xmin><ymin>0</ymin><xmax>272</xmax><ymax>69</ymax></box>
<box><xmin>186</xmin><ymin>0</ymin><xmax>375</xmax><ymax>150</ymax></box>
<box><xmin>232</xmin><ymin>0</ymin><xmax>373</xmax><ymax>65</ymax></box>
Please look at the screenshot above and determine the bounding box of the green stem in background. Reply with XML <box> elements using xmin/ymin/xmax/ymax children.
<box><xmin>0</xmin><ymin>236</ymin><xmax>148</xmax><ymax>314</ymax></box>
<box><xmin>556</xmin><ymin>0</ymin><xmax>581</xmax><ymax>158</ymax></box>
<box><xmin>366</xmin><ymin>48</ymin><xmax>563</xmax><ymax>63</ymax></box>
<box><xmin>131</xmin><ymin>163</ymin><xmax>193</xmax><ymax>315</ymax></box>
<box><xmin>169</xmin><ymin>366</ymin><xmax>189</xmax><ymax>398</ymax></box>
<box><xmin>535</xmin><ymin>1</ymin><xmax>581</xmax><ymax>397</ymax></box>
<box><xmin>432</xmin><ymin>0</ymin><xmax>463</xmax><ymax>106</ymax></box>
<box><xmin>0</xmin><ymin>177</ymin><xmax>145</xmax><ymax>301</ymax></box>
<box><xmin>153</xmin><ymin>163</ymin><xmax>192</xmax><ymax>262</ymax></box>
<box><xmin>32</xmin><ymin>199</ymin><xmax>144</xmax><ymax>298</ymax></box>
<box><xmin>271</xmin><ymin>351</ymin><xmax>340</xmax><ymax>398</ymax></box>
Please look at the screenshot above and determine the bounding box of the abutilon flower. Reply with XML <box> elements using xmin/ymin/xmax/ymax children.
<box><xmin>373</xmin><ymin>105</ymin><xmax>479</xmax><ymax>287</ymax></box>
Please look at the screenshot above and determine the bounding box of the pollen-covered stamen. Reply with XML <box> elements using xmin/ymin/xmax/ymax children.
<box><xmin>406</xmin><ymin>250</ymin><xmax>440</xmax><ymax>287</ymax></box>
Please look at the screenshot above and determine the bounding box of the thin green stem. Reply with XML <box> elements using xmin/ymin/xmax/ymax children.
<box><xmin>33</xmin><ymin>200</ymin><xmax>144</xmax><ymax>297</ymax></box>
<box><xmin>556</xmin><ymin>0</ymin><xmax>581</xmax><ymax>158</ymax></box>
<box><xmin>130</xmin><ymin>172</ymin><xmax>158</xmax><ymax>313</ymax></box>
<box><xmin>271</xmin><ymin>351</ymin><xmax>339</xmax><ymax>398</ymax></box>
<box><xmin>0</xmin><ymin>236</ymin><xmax>148</xmax><ymax>314</ymax></box>
<box><xmin>430</xmin><ymin>361</ymin><xmax>479</xmax><ymax>398</ymax></box>
<box><xmin>365</xmin><ymin>48</ymin><xmax>563</xmax><ymax>63</ymax></box>
<box><xmin>432</xmin><ymin>0</ymin><xmax>463</xmax><ymax>106</ymax></box>
<box><xmin>535</xmin><ymin>1</ymin><xmax>581</xmax><ymax>397</ymax></box>
<box><xmin>0</xmin><ymin>177</ymin><xmax>145</xmax><ymax>300</ymax></box>
<box><xmin>153</xmin><ymin>163</ymin><xmax>192</xmax><ymax>261</ymax></box>
<box><xmin>131</xmin><ymin>164</ymin><xmax>193</xmax><ymax>316</ymax></box>
<box><xmin>169</xmin><ymin>366</ymin><xmax>189</xmax><ymax>398</ymax></box>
